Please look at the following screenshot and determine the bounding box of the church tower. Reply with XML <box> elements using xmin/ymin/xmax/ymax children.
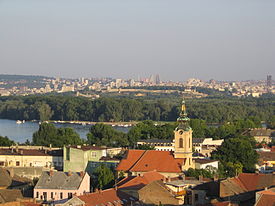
<box><xmin>174</xmin><ymin>100</ymin><xmax>194</xmax><ymax>169</ymax></box>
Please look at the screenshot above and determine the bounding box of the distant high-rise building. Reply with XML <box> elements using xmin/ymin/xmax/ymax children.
<box><xmin>149</xmin><ymin>75</ymin><xmax>155</xmax><ymax>84</ymax></box>
<box><xmin>155</xmin><ymin>74</ymin><xmax>160</xmax><ymax>84</ymax></box>
<box><xmin>267</xmin><ymin>75</ymin><xmax>272</xmax><ymax>88</ymax></box>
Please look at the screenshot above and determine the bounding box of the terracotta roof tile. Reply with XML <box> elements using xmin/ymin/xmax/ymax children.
<box><xmin>116</xmin><ymin>150</ymin><xmax>145</xmax><ymax>171</ymax></box>
<box><xmin>255</xmin><ymin>190</ymin><xmax>275</xmax><ymax>206</ymax></box>
<box><xmin>129</xmin><ymin>150</ymin><xmax>184</xmax><ymax>173</ymax></box>
<box><xmin>238</xmin><ymin>173</ymin><xmax>275</xmax><ymax>191</ymax></box>
<box><xmin>117</xmin><ymin>171</ymin><xmax>165</xmax><ymax>189</ymax></box>
<box><xmin>78</xmin><ymin>188</ymin><xmax>136</xmax><ymax>206</ymax></box>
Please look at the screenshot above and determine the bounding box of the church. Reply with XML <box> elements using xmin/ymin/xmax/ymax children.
<box><xmin>116</xmin><ymin>100</ymin><xmax>194</xmax><ymax>178</ymax></box>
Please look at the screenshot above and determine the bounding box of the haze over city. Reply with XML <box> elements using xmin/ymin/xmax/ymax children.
<box><xmin>0</xmin><ymin>0</ymin><xmax>274</xmax><ymax>81</ymax></box>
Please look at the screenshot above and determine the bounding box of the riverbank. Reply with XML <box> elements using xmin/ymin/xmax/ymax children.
<box><xmin>45</xmin><ymin>120</ymin><xmax>138</xmax><ymax>127</ymax></box>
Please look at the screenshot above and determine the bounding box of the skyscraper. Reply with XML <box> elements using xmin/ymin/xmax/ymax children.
<box><xmin>267</xmin><ymin>75</ymin><xmax>272</xmax><ymax>88</ymax></box>
<box><xmin>155</xmin><ymin>74</ymin><xmax>160</xmax><ymax>84</ymax></box>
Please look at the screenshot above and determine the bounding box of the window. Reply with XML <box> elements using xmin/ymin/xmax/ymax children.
<box><xmin>68</xmin><ymin>192</ymin><xmax>73</xmax><ymax>199</ymax></box>
<box><xmin>179</xmin><ymin>138</ymin><xmax>183</xmax><ymax>148</ymax></box>
<box><xmin>60</xmin><ymin>192</ymin><xmax>63</xmax><ymax>199</ymax></box>
<box><xmin>92</xmin><ymin>152</ymin><xmax>97</xmax><ymax>157</ymax></box>
<box><xmin>0</xmin><ymin>161</ymin><xmax>4</xmax><ymax>166</ymax></box>
<box><xmin>195</xmin><ymin>194</ymin><xmax>199</xmax><ymax>201</ymax></box>
<box><xmin>43</xmin><ymin>192</ymin><xmax>47</xmax><ymax>200</ymax></box>
<box><xmin>36</xmin><ymin>192</ymin><xmax>39</xmax><ymax>198</ymax></box>
<box><xmin>16</xmin><ymin>161</ymin><xmax>20</xmax><ymax>166</ymax></box>
<box><xmin>51</xmin><ymin>192</ymin><xmax>54</xmax><ymax>199</ymax></box>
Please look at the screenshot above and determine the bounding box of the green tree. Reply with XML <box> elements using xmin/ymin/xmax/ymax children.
<box><xmin>0</xmin><ymin>136</ymin><xmax>15</xmax><ymax>146</ymax></box>
<box><xmin>87</xmin><ymin>124</ymin><xmax>128</xmax><ymax>147</ymax></box>
<box><xmin>92</xmin><ymin>164</ymin><xmax>114</xmax><ymax>189</ymax></box>
<box><xmin>211</xmin><ymin>137</ymin><xmax>258</xmax><ymax>174</ymax></box>
<box><xmin>32</xmin><ymin>123</ymin><xmax>83</xmax><ymax>147</ymax></box>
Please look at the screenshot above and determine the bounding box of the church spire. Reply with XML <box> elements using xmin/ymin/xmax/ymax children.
<box><xmin>176</xmin><ymin>99</ymin><xmax>191</xmax><ymax>131</ymax></box>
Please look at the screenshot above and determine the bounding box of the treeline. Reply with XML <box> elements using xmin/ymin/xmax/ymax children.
<box><xmin>0</xmin><ymin>95</ymin><xmax>274</xmax><ymax>124</ymax></box>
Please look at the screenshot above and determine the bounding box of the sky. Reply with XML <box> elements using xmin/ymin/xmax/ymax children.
<box><xmin>0</xmin><ymin>0</ymin><xmax>274</xmax><ymax>81</ymax></box>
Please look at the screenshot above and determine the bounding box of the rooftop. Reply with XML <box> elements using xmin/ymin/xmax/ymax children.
<box><xmin>117</xmin><ymin>171</ymin><xmax>165</xmax><ymax>189</ymax></box>
<box><xmin>77</xmin><ymin>188</ymin><xmax>137</xmax><ymax>206</ymax></box>
<box><xmin>34</xmin><ymin>171</ymin><xmax>88</xmax><ymax>190</ymax></box>
<box><xmin>0</xmin><ymin>148</ymin><xmax>62</xmax><ymax>156</ymax></box>
<box><xmin>68</xmin><ymin>145</ymin><xmax>107</xmax><ymax>151</ymax></box>
<box><xmin>116</xmin><ymin>150</ymin><xmax>185</xmax><ymax>173</ymax></box>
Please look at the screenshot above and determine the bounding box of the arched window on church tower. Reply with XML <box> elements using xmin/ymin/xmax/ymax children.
<box><xmin>179</xmin><ymin>138</ymin><xmax>183</xmax><ymax>148</ymax></box>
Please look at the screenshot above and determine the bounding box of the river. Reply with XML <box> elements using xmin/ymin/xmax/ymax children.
<box><xmin>0</xmin><ymin>119</ymin><xmax>130</xmax><ymax>143</ymax></box>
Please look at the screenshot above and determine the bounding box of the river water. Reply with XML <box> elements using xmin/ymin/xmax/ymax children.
<box><xmin>0</xmin><ymin>119</ymin><xmax>130</xmax><ymax>143</ymax></box>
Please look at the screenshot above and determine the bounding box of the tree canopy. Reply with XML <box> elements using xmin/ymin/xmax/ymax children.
<box><xmin>0</xmin><ymin>95</ymin><xmax>273</xmax><ymax>124</ymax></box>
<box><xmin>0</xmin><ymin>136</ymin><xmax>15</xmax><ymax>146</ymax></box>
<box><xmin>32</xmin><ymin>123</ymin><xmax>83</xmax><ymax>147</ymax></box>
<box><xmin>92</xmin><ymin>164</ymin><xmax>114</xmax><ymax>190</ymax></box>
<box><xmin>211</xmin><ymin>137</ymin><xmax>259</xmax><ymax>176</ymax></box>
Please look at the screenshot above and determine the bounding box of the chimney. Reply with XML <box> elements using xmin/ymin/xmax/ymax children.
<box><xmin>20</xmin><ymin>150</ymin><xmax>23</xmax><ymax>155</ymax></box>
<box><xmin>80</xmin><ymin>171</ymin><xmax>85</xmax><ymax>177</ymax></box>
<box><xmin>181</xmin><ymin>174</ymin><xmax>185</xmax><ymax>181</ymax></box>
<box><xmin>49</xmin><ymin>170</ymin><xmax>54</xmax><ymax>176</ymax></box>
<box><xmin>16</xmin><ymin>145</ymin><xmax>19</xmax><ymax>153</ymax></box>
<box><xmin>199</xmin><ymin>175</ymin><xmax>203</xmax><ymax>181</ymax></box>
<box><xmin>95</xmin><ymin>188</ymin><xmax>99</xmax><ymax>193</ymax></box>
<box><xmin>214</xmin><ymin>174</ymin><xmax>219</xmax><ymax>181</ymax></box>
<box><xmin>68</xmin><ymin>171</ymin><xmax>72</xmax><ymax>176</ymax></box>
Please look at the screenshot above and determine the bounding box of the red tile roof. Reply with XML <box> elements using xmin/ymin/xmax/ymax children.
<box><xmin>223</xmin><ymin>173</ymin><xmax>275</xmax><ymax>195</ymax></box>
<box><xmin>78</xmin><ymin>188</ymin><xmax>136</xmax><ymax>206</ymax></box>
<box><xmin>238</xmin><ymin>173</ymin><xmax>275</xmax><ymax>191</ymax></box>
<box><xmin>117</xmin><ymin>171</ymin><xmax>165</xmax><ymax>189</ymax></box>
<box><xmin>255</xmin><ymin>189</ymin><xmax>275</xmax><ymax>206</ymax></box>
<box><xmin>116</xmin><ymin>150</ymin><xmax>145</xmax><ymax>171</ymax></box>
<box><xmin>116</xmin><ymin>150</ymin><xmax>185</xmax><ymax>173</ymax></box>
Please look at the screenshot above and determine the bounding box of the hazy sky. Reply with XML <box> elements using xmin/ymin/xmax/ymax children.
<box><xmin>0</xmin><ymin>0</ymin><xmax>274</xmax><ymax>81</ymax></box>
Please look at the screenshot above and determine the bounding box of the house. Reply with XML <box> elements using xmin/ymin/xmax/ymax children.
<box><xmin>117</xmin><ymin>171</ymin><xmax>165</xmax><ymax>198</ymax></box>
<box><xmin>0</xmin><ymin>146</ymin><xmax>63</xmax><ymax>170</ymax></box>
<box><xmin>51</xmin><ymin>188</ymin><xmax>138</xmax><ymax>206</ymax></box>
<box><xmin>136</xmin><ymin>139</ymin><xmax>174</xmax><ymax>151</ymax></box>
<box><xmin>193</xmin><ymin>138</ymin><xmax>223</xmax><ymax>157</ymax></box>
<box><xmin>116</xmin><ymin>150</ymin><xmax>186</xmax><ymax>178</ymax></box>
<box><xmin>192</xmin><ymin>173</ymin><xmax>275</xmax><ymax>205</ymax></box>
<box><xmin>0</xmin><ymin>168</ymin><xmax>31</xmax><ymax>190</ymax></box>
<box><xmin>194</xmin><ymin>159</ymin><xmax>219</xmax><ymax>170</ymax></box>
<box><xmin>64</xmin><ymin>145</ymin><xmax>121</xmax><ymax>175</ymax></box>
<box><xmin>117</xmin><ymin>100</ymin><xmax>195</xmax><ymax>177</ymax></box>
<box><xmin>243</xmin><ymin>128</ymin><xmax>275</xmax><ymax>143</ymax></box>
<box><xmin>33</xmin><ymin>171</ymin><xmax>90</xmax><ymax>201</ymax></box>
<box><xmin>138</xmin><ymin>180</ymin><xmax>184</xmax><ymax>205</ymax></box>
<box><xmin>257</xmin><ymin>151</ymin><xmax>275</xmax><ymax>173</ymax></box>
<box><xmin>255</xmin><ymin>187</ymin><xmax>275</xmax><ymax>206</ymax></box>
